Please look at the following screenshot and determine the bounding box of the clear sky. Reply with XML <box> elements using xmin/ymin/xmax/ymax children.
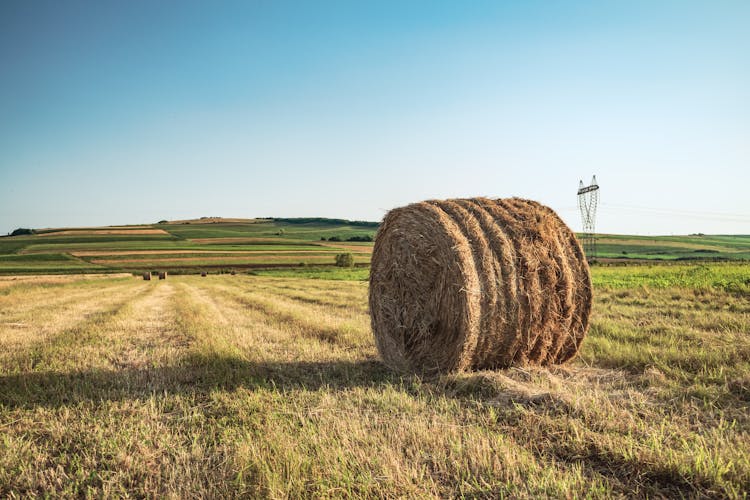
<box><xmin>1</xmin><ymin>0</ymin><xmax>748</xmax><ymax>235</ymax></box>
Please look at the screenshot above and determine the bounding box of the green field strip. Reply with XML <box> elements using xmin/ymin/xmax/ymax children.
<box><xmin>88</xmin><ymin>255</ymin><xmax>372</xmax><ymax>269</ymax></box>
<box><xmin>0</xmin><ymin>253</ymin><xmax>106</xmax><ymax>273</ymax></box>
<box><xmin>81</xmin><ymin>250</ymin><xmax>348</xmax><ymax>262</ymax></box>
<box><xmin>21</xmin><ymin>242</ymin><xmax>333</xmax><ymax>254</ymax></box>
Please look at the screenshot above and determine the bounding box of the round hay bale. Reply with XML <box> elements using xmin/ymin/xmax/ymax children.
<box><xmin>158</xmin><ymin>272</ymin><xmax>167</xmax><ymax>280</ymax></box>
<box><xmin>201</xmin><ymin>271</ymin><xmax>207</xmax><ymax>277</ymax></box>
<box><xmin>369</xmin><ymin>197</ymin><xmax>592</xmax><ymax>375</ymax></box>
<box><xmin>142</xmin><ymin>272</ymin><xmax>151</xmax><ymax>281</ymax></box>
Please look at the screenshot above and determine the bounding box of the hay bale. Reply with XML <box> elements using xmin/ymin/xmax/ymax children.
<box><xmin>142</xmin><ymin>272</ymin><xmax>151</xmax><ymax>281</ymax></box>
<box><xmin>369</xmin><ymin>197</ymin><xmax>592</xmax><ymax>375</ymax></box>
<box><xmin>158</xmin><ymin>272</ymin><xmax>167</xmax><ymax>280</ymax></box>
<box><xmin>201</xmin><ymin>271</ymin><xmax>207</xmax><ymax>277</ymax></box>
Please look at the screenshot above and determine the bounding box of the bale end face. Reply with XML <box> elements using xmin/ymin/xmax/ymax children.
<box><xmin>369</xmin><ymin>197</ymin><xmax>592</xmax><ymax>375</ymax></box>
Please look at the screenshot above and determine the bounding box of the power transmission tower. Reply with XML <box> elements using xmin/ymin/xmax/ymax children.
<box><xmin>577</xmin><ymin>175</ymin><xmax>600</xmax><ymax>262</ymax></box>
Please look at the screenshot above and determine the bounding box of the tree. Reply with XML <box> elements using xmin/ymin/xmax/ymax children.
<box><xmin>335</xmin><ymin>253</ymin><xmax>355</xmax><ymax>267</ymax></box>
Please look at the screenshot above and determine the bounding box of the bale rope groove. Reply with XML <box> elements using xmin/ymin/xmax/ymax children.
<box><xmin>369</xmin><ymin>197</ymin><xmax>592</xmax><ymax>375</ymax></box>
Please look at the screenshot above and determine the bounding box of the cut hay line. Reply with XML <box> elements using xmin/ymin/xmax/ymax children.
<box><xmin>369</xmin><ymin>197</ymin><xmax>592</xmax><ymax>375</ymax></box>
<box><xmin>0</xmin><ymin>273</ymin><xmax>131</xmax><ymax>289</ymax></box>
<box><xmin>0</xmin><ymin>281</ymin><xmax>152</xmax><ymax>356</ymax></box>
<box><xmin>207</xmin><ymin>282</ymin><xmax>365</xmax><ymax>347</ymax></box>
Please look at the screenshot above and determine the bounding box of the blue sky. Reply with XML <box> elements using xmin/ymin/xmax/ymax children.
<box><xmin>1</xmin><ymin>0</ymin><xmax>748</xmax><ymax>235</ymax></box>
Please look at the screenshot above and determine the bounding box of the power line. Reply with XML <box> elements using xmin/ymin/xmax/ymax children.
<box><xmin>598</xmin><ymin>203</ymin><xmax>750</xmax><ymax>222</ymax></box>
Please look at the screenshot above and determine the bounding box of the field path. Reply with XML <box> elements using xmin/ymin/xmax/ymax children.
<box><xmin>102</xmin><ymin>281</ymin><xmax>192</xmax><ymax>371</ymax></box>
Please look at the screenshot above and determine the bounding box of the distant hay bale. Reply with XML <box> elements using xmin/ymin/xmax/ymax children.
<box><xmin>201</xmin><ymin>271</ymin><xmax>207</xmax><ymax>277</ymax></box>
<box><xmin>369</xmin><ymin>197</ymin><xmax>592</xmax><ymax>375</ymax></box>
<box><xmin>158</xmin><ymin>272</ymin><xmax>167</xmax><ymax>280</ymax></box>
<box><xmin>142</xmin><ymin>272</ymin><xmax>151</xmax><ymax>281</ymax></box>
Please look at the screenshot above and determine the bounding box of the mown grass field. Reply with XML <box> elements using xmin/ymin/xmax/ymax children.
<box><xmin>0</xmin><ymin>263</ymin><xmax>748</xmax><ymax>497</ymax></box>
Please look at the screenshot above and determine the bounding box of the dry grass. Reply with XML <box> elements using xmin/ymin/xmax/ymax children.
<box><xmin>0</xmin><ymin>270</ymin><xmax>748</xmax><ymax>498</ymax></box>
<box><xmin>0</xmin><ymin>273</ymin><xmax>131</xmax><ymax>289</ymax></box>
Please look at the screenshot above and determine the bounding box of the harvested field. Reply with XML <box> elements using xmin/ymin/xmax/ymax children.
<box><xmin>188</xmin><ymin>237</ymin><xmax>315</xmax><ymax>245</ymax></box>
<box><xmin>0</xmin><ymin>273</ymin><xmax>131</xmax><ymax>289</ymax></box>
<box><xmin>0</xmin><ymin>266</ymin><xmax>748</xmax><ymax>497</ymax></box>
<box><xmin>37</xmin><ymin>229</ymin><xmax>169</xmax><ymax>236</ymax></box>
<box><xmin>318</xmin><ymin>242</ymin><xmax>374</xmax><ymax>253</ymax></box>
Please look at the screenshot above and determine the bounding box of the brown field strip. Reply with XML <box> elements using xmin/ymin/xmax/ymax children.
<box><xmin>187</xmin><ymin>237</ymin><xmax>314</xmax><ymax>244</ymax></box>
<box><xmin>36</xmin><ymin>229</ymin><xmax>169</xmax><ymax>236</ymax></box>
<box><xmin>318</xmin><ymin>242</ymin><xmax>374</xmax><ymax>253</ymax></box>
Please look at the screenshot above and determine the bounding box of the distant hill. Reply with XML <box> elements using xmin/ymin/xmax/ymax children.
<box><xmin>0</xmin><ymin>218</ymin><xmax>748</xmax><ymax>275</ymax></box>
<box><xmin>159</xmin><ymin>217</ymin><xmax>379</xmax><ymax>227</ymax></box>
<box><xmin>0</xmin><ymin>218</ymin><xmax>379</xmax><ymax>274</ymax></box>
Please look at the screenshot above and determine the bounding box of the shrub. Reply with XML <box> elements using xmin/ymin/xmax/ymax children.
<box><xmin>10</xmin><ymin>228</ymin><xmax>34</xmax><ymax>236</ymax></box>
<box><xmin>346</xmin><ymin>235</ymin><xmax>373</xmax><ymax>242</ymax></box>
<box><xmin>335</xmin><ymin>253</ymin><xmax>355</xmax><ymax>267</ymax></box>
<box><xmin>328</xmin><ymin>236</ymin><xmax>342</xmax><ymax>242</ymax></box>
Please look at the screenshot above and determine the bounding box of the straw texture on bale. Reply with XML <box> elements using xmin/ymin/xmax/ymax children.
<box><xmin>369</xmin><ymin>197</ymin><xmax>592</xmax><ymax>375</ymax></box>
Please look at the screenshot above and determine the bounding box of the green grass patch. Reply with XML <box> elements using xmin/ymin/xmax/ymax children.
<box><xmin>591</xmin><ymin>262</ymin><xmax>750</xmax><ymax>293</ymax></box>
<box><xmin>253</xmin><ymin>266</ymin><xmax>370</xmax><ymax>280</ymax></box>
